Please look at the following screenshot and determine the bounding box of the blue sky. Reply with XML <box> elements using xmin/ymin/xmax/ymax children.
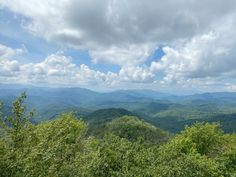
<box><xmin>1</xmin><ymin>0</ymin><xmax>236</xmax><ymax>93</ymax></box>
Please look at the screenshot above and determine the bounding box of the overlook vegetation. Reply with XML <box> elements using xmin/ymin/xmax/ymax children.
<box><xmin>0</xmin><ymin>93</ymin><xmax>236</xmax><ymax>176</ymax></box>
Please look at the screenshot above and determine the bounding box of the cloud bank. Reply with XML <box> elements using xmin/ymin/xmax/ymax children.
<box><xmin>1</xmin><ymin>0</ymin><xmax>236</xmax><ymax>91</ymax></box>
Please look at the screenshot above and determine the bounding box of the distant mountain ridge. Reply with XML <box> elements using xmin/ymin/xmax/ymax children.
<box><xmin>0</xmin><ymin>84</ymin><xmax>236</xmax><ymax>133</ymax></box>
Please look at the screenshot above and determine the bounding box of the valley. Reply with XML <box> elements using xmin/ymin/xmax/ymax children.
<box><xmin>1</xmin><ymin>84</ymin><xmax>236</xmax><ymax>133</ymax></box>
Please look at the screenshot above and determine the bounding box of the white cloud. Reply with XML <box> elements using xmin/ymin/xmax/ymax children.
<box><xmin>76</xmin><ymin>64</ymin><xmax>118</xmax><ymax>86</ymax></box>
<box><xmin>0</xmin><ymin>43</ymin><xmax>25</xmax><ymax>59</ymax></box>
<box><xmin>225</xmin><ymin>83</ymin><xmax>236</xmax><ymax>92</ymax></box>
<box><xmin>150</xmin><ymin>17</ymin><xmax>236</xmax><ymax>87</ymax></box>
<box><xmin>1</xmin><ymin>1</ymin><xmax>236</xmax><ymax>91</ymax></box>
<box><xmin>0</xmin><ymin>44</ymin><xmax>25</xmax><ymax>77</ymax></box>
<box><xmin>0</xmin><ymin>44</ymin><xmax>118</xmax><ymax>86</ymax></box>
<box><xmin>2</xmin><ymin>0</ymin><xmax>236</xmax><ymax>66</ymax></box>
<box><xmin>1</xmin><ymin>41</ymin><xmax>236</xmax><ymax>92</ymax></box>
<box><xmin>0</xmin><ymin>59</ymin><xmax>20</xmax><ymax>76</ymax></box>
<box><xmin>0</xmin><ymin>43</ymin><xmax>157</xmax><ymax>87</ymax></box>
<box><xmin>90</xmin><ymin>44</ymin><xmax>155</xmax><ymax>66</ymax></box>
<box><xmin>20</xmin><ymin>54</ymin><xmax>120</xmax><ymax>86</ymax></box>
<box><xmin>119</xmin><ymin>66</ymin><xmax>154</xmax><ymax>83</ymax></box>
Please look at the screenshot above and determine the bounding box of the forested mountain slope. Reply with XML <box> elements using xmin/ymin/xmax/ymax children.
<box><xmin>1</xmin><ymin>85</ymin><xmax>236</xmax><ymax>133</ymax></box>
<box><xmin>0</xmin><ymin>94</ymin><xmax>235</xmax><ymax>177</ymax></box>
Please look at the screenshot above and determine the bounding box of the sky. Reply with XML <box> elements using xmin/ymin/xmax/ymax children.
<box><xmin>0</xmin><ymin>0</ymin><xmax>236</xmax><ymax>93</ymax></box>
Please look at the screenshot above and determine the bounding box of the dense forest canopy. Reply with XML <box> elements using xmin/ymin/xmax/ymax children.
<box><xmin>0</xmin><ymin>93</ymin><xmax>236</xmax><ymax>177</ymax></box>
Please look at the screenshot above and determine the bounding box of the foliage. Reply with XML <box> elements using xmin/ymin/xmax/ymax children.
<box><xmin>105</xmin><ymin>116</ymin><xmax>169</xmax><ymax>145</ymax></box>
<box><xmin>0</xmin><ymin>93</ymin><xmax>235</xmax><ymax>177</ymax></box>
<box><xmin>154</xmin><ymin>123</ymin><xmax>227</xmax><ymax>177</ymax></box>
<box><xmin>86</xmin><ymin>134</ymin><xmax>158</xmax><ymax>177</ymax></box>
<box><xmin>21</xmin><ymin>113</ymin><xmax>87</xmax><ymax>177</ymax></box>
<box><xmin>85</xmin><ymin>108</ymin><xmax>136</xmax><ymax>137</ymax></box>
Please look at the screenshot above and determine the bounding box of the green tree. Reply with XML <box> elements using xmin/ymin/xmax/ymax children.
<box><xmin>217</xmin><ymin>134</ymin><xmax>236</xmax><ymax>176</ymax></box>
<box><xmin>154</xmin><ymin>123</ymin><xmax>230</xmax><ymax>177</ymax></box>
<box><xmin>1</xmin><ymin>93</ymin><xmax>236</xmax><ymax>177</ymax></box>
<box><xmin>1</xmin><ymin>92</ymin><xmax>33</xmax><ymax>148</ymax></box>
<box><xmin>87</xmin><ymin>134</ymin><xmax>157</xmax><ymax>177</ymax></box>
<box><xmin>105</xmin><ymin>116</ymin><xmax>169</xmax><ymax>145</ymax></box>
<box><xmin>22</xmin><ymin>113</ymin><xmax>88</xmax><ymax>177</ymax></box>
<box><xmin>0</xmin><ymin>137</ymin><xmax>8</xmax><ymax>176</ymax></box>
<box><xmin>0</xmin><ymin>92</ymin><xmax>34</xmax><ymax>177</ymax></box>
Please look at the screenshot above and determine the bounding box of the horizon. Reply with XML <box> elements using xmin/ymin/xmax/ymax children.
<box><xmin>1</xmin><ymin>83</ymin><xmax>236</xmax><ymax>96</ymax></box>
<box><xmin>1</xmin><ymin>1</ymin><xmax>236</xmax><ymax>94</ymax></box>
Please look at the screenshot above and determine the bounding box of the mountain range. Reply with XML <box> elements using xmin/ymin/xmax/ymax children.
<box><xmin>0</xmin><ymin>84</ymin><xmax>236</xmax><ymax>133</ymax></box>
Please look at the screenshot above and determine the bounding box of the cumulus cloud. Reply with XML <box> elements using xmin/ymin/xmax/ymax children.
<box><xmin>0</xmin><ymin>53</ymin><xmax>155</xmax><ymax>86</ymax></box>
<box><xmin>2</xmin><ymin>0</ymin><xmax>236</xmax><ymax>66</ymax></box>
<box><xmin>0</xmin><ymin>59</ymin><xmax>20</xmax><ymax>76</ymax></box>
<box><xmin>0</xmin><ymin>44</ymin><xmax>24</xmax><ymax>77</ymax></box>
<box><xmin>0</xmin><ymin>44</ymin><xmax>25</xmax><ymax>59</ymax></box>
<box><xmin>0</xmin><ymin>43</ymin><xmax>155</xmax><ymax>87</ymax></box>
<box><xmin>20</xmin><ymin>56</ymin><xmax>119</xmax><ymax>86</ymax></box>
<box><xmin>0</xmin><ymin>44</ymin><xmax>118</xmax><ymax>86</ymax></box>
<box><xmin>90</xmin><ymin>44</ymin><xmax>155</xmax><ymax>66</ymax></box>
<box><xmin>21</xmin><ymin>55</ymin><xmax>79</xmax><ymax>84</ymax></box>
<box><xmin>150</xmin><ymin>17</ymin><xmax>236</xmax><ymax>87</ymax></box>
<box><xmin>119</xmin><ymin>66</ymin><xmax>154</xmax><ymax>83</ymax></box>
<box><xmin>1</xmin><ymin>0</ymin><xmax>236</xmax><ymax>91</ymax></box>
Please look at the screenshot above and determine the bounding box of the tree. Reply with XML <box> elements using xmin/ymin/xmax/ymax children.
<box><xmin>22</xmin><ymin>113</ymin><xmax>88</xmax><ymax>177</ymax></box>
<box><xmin>87</xmin><ymin>134</ymin><xmax>157</xmax><ymax>177</ymax></box>
<box><xmin>1</xmin><ymin>92</ymin><xmax>33</xmax><ymax>148</ymax></box>
<box><xmin>0</xmin><ymin>92</ymin><xmax>34</xmax><ymax>176</ymax></box>
<box><xmin>154</xmin><ymin>123</ymin><xmax>229</xmax><ymax>177</ymax></box>
<box><xmin>0</xmin><ymin>93</ymin><xmax>235</xmax><ymax>177</ymax></box>
<box><xmin>105</xmin><ymin>116</ymin><xmax>169</xmax><ymax>145</ymax></box>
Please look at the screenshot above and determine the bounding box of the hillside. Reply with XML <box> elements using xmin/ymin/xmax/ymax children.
<box><xmin>84</xmin><ymin>108</ymin><xmax>137</xmax><ymax>137</ymax></box>
<box><xmin>105</xmin><ymin>116</ymin><xmax>170</xmax><ymax>144</ymax></box>
<box><xmin>0</xmin><ymin>85</ymin><xmax>236</xmax><ymax>133</ymax></box>
<box><xmin>0</xmin><ymin>94</ymin><xmax>235</xmax><ymax>177</ymax></box>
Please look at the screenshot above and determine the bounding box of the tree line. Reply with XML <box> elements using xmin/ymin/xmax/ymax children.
<box><xmin>0</xmin><ymin>93</ymin><xmax>235</xmax><ymax>177</ymax></box>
